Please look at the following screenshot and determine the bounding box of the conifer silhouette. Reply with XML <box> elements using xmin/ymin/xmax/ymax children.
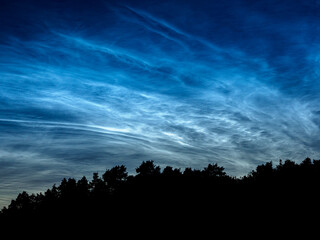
<box><xmin>1</xmin><ymin>157</ymin><xmax>320</xmax><ymax>231</ymax></box>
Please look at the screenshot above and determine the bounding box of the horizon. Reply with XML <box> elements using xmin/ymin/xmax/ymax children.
<box><xmin>0</xmin><ymin>0</ymin><xmax>319</xmax><ymax>208</ymax></box>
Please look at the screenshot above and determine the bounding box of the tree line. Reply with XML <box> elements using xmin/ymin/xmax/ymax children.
<box><xmin>1</xmin><ymin>158</ymin><xmax>320</xmax><ymax>226</ymax></box>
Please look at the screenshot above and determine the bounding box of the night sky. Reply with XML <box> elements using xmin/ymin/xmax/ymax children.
<box><xmin>0</xmin><ymin>0</ymin><xmax>319</xmax><ymax>207</ymax></box>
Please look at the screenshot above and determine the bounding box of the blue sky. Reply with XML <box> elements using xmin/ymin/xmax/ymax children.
<box><xmin>0</xmin><ymin>0</ymin><xmax>319</xmax><ymax>207</ymax></box>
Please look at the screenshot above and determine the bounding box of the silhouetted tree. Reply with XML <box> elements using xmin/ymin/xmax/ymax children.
<box><xmin>8</xmin><ymin>191</ymin><xmax>33</xmax><ymax>212</ymax></box>
<box><xmin>282</xmin><ymin>159</ymin><xmax>297</xmax><ymax>169</ymax></box>
<box><xmin>136</xmin><ymin>160</ymin><xmax>161</xmax><ymax>177</ymax></box>
<box><xmin>2</xmin><ymin>156</ymin><xmax>320</xmax><ymax>227</ymax></box>
<box><xmin>44</xmin><ymin>184</ymin><xmax>59</xmax><ymax>201</ymax></box>
<box><xmin>77</xmin><ymin>176</ymin><xmax>90</xmax><ymax>197</ymax></box>
<box><xmin>183</xmin><ymin>167</ymin><xmax>201</xmax><ymax>177</ymax></box>
<box><xmin>202</xmin><ymin>163</ymin><xmax>226</xmax><ymax>178</ymax></box>
<box><xmin>59</xmin><ymin>178</ymin><xmax>77</xmax><ymax>198</ymax></box>
<box><xmin>249</xmin><ymin>161</ymin><xmax>274</xmax><ymax>182</ymax></box>
<box><xmin>275</xmin><ymin>159</ymin><xmax>298</xmax><ymax>181</ymax></box>
<box><xmin>302</xmin><ymin>157</ymin><xmax>312</xmax><ymax>166</ymax></box>
<box><xmin>102</xmin><ymin>165</ymin><xmax>128</xmax><ymax>191</ymax></box>
<box><xmin>90</xmin><ymin>172</ymin><xmax>106</xmax><ymax>196</ymax></box>
<box><xmin>162</xmin><ymin>166</ymin><xmax>182</xmax><ymax>177</ymax></box>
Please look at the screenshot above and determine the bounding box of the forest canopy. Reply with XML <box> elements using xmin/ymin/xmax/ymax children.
<box><xmin>1</xmin><ymin>157</ymin><xmax>320</xmax><ymax>224</ymax></box>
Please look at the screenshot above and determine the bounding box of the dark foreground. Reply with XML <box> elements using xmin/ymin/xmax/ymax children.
<box><xmin>1</xmin><ymin>158</ymin><xmax>320</xmax><ymax>233</ymax></box>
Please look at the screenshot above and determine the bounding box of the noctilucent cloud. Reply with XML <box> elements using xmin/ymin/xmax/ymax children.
<box><xmin>0</xmin><ymin>0</ymin><xmax>319</xmax><ymax>207</ymax></box>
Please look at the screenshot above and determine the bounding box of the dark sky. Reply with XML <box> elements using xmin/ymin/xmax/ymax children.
<box><xmin>0</xmin><ymin>0</ymin><xmax>319</xmax><ymax>207</ymax></box>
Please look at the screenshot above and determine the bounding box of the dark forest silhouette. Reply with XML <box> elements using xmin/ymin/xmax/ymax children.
<box><xmin>1</xmin><ymin>157</ymin><xmax>320</xmax><ymax>230</ymax></box>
